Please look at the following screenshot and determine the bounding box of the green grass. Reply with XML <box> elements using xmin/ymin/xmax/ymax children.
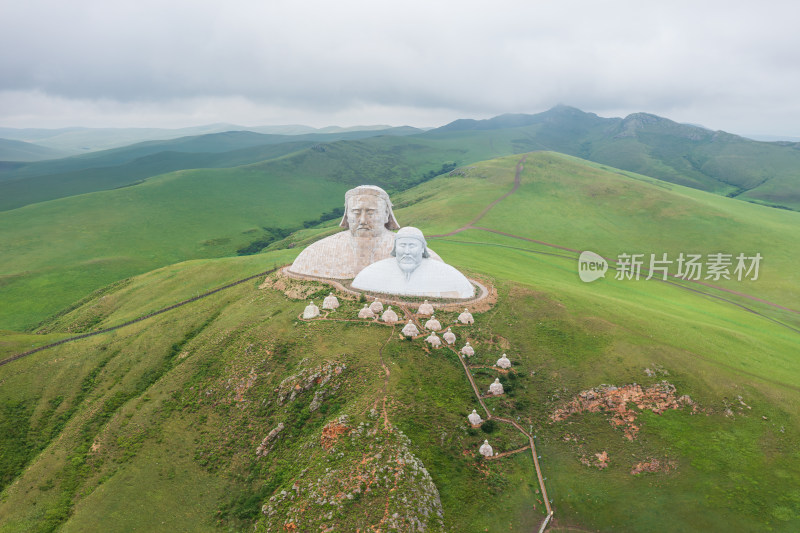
<box><xmin>1</xmin><ymin>151</ymin><xmax>799</xmax><ymax>531</ymax></box>
<box><xmin>410</xmin><ymin>152</ymin><xmax>799</xmax><ymax>310</ymax></box>
<box><xmin>2</xmin><ymin>232</ymin><xmax>798</xmax><ymax>531</ymax></box>
<box><xmin>0</xmin><ymin>134</ymin><xmax>507</xmax><ymax>331</ymax></box>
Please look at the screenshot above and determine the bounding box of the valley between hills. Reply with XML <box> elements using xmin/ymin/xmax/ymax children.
<box><xmin>1</xmin><ymin>110</ymin><xmax>799</xmax><ymax>532</ymax></box>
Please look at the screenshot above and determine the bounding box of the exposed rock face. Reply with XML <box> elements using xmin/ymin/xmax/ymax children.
<box><xmin>322</xmin><ymin>293</ymin><xmax>340</xmax><ymax>310</ymax></box>
<box><xmin>443</xmin><ymin>328</ymin><xmax>456</xmax><ymax>345</ymax></box>
<box><xmin>458</xmin><ymin>309</ymin><xmax>474</xmax><ymax>324</ymax></box>
<box><xmin>321</xmin><ymin>418</ymin><xmax>351</xmax><ymax>449</ymax></box>
<box><xmin>488</xmin><ymin>378</ymin><xmax>504</xmax><ymax>396</ymax></box>
<box><xmin>401</xmin><ymin>320</ymin><xmax>420</xmax><ymax>337</ymax></box>
<box><xmin>460</xmin><ymin>342</ymin><xmax>474</xmax><ymax>356</ymax></box>
<box><xmin>256</xmin><ymin>423</ymin><xmax>285</xmax><ymax>457</ymax></box>
<box><xmin>275</xmin><ymin>361</ymin><xmax>347</xmax><ymax>410</ymax></box>
<box><xmin>303</xmin><ymin>301</ymin><xmax>320</xmax><ymax>319</ymax></box>
<box><xmin>424</xmin><ymin>316</ymin><xmax>441</xmax><ymax>331</ymax></box>
<box><xmin>551</xmin><ymin>381</ymin><xmax>696</xmax><ymax>440</ymax></box>
<box><xmin>260</xmin><ymin>427</ymin><xmax>444</xmax><ymax>532</ymax></box>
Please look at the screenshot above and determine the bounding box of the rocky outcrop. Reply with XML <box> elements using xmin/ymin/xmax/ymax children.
<box><xmin>256</xmin><ymin>423</ymin><xmax>285</xmax><ymax>457</ymax></box>
<box><xmin>260</xmin><ymin>426</ymin><xmax>443</xmax><ymax>531</ymax></box>
<box><xmin>551</xmin><ymin>381</ymin><xmax>696</xmax><ymax>440</ymax></box>
<box><xmin>275</xmin><ymin>361</ymin><xmax>347</xmax><ymax>411</ymax></box>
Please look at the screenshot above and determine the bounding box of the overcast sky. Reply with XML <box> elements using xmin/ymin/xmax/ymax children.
<box><xmin>2</xmin><ymin>0</ymin><xmax>799</xmax><ymax>137</ymax></box>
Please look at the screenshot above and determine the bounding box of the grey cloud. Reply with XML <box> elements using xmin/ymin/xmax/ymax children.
<box><xmin>1</xmin><ymin>0</ymin><xmax>799</xmax><ymax>136</ymax></box>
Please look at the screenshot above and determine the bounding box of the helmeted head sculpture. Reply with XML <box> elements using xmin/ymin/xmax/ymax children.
<box><xmin>339</xmin><ymin>185</ymin><xmax>400</xmax><ymax>238</ymax></box>
<box><xmin>351</xmin><ymin>225</ymin><xmax>474</xmax><ymax>298</ymax></box>
<box><xmin>391</xmin><ymin>226</ymin><xmax>429</xmax><ymax>279</ymax></box>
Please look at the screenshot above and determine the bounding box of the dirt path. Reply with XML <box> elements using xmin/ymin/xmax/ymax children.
<box><xmin>449</xmin><ymin>343</ymin><xmax>554</xmax><ymax>525</ymax></box>
<box><xmin>485</xmin><ymin>444</ymin><xmax>531</xmax><ymax>460</ymax></box>
<box><xmin>378</xmin><ymin>325</ymin><xmax>395</xmax><ymax>431</ymax></box>
<box><xmin>427</xmin><ymin>154</ymin><xmax>527</xmax><ymax>238</ymax></box>
<box><xmin>424</xmin><ymin>152</ymin><xmax>798</xmax><ymax>322</ymax></box>
<box><xmin>0</xmin><ymin>267</ymin><xmax>280</xmax><ymax>367</ymax></box>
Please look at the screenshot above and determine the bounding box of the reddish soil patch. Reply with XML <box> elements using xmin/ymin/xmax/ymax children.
<box><xmin>321</xmin><ymin>421</ymin><xmax>351</xmax><ymax>450</ymax></box>
<box><xmin>580</xmin><ymin>451</ymin><xmax>608</xmax><ymax>469</ymax></box>
<box><xmin>630</xmin><ymin>458</ymin><xmax>676</xmax><ymax>475</ymax></box>
<box><xmin>551</xmin><ymin>381</ymin><xmax>695</xmax><ymax>440</ymax></box>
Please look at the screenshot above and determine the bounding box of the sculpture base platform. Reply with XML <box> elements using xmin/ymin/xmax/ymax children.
<box><xmin>277</xmin><ymin>266</ymin><xmax>494</xmax><ymax>312</ymax></box>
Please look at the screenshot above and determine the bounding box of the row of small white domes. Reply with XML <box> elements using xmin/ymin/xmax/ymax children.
<box><xmin>302</xmin><ymin>293</ymin><xmax>474</xmax><ymax>325</ymax></box>
<box><xmin>302</xmin><ymin>294</ymin><xmax>509</xmax><ymax>456</ymax></box>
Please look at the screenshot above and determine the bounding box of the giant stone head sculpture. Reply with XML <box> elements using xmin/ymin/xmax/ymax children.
<box><xmin>391</xmin><ymin>226</ymin><xmax>429</xmax><ymax>280</ymax></box>
<box><xmin>340</xmin><ymin>185</ymin><xmax>400</xmax><ymax>238</ymax></box>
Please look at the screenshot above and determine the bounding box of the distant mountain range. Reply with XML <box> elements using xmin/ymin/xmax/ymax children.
<box><xmin>0</xmin><ymin>124</ymin><xmax>423</xmax><ymax>156</ymax></box>
<box><xmin>0</xmin><ymin>137</ymin><xmax>71</xmax><ymax>162</ymax></box>
<box><xmin>1</xmin><ymin>105</ymin><xmax>798</xmax><ymax>211</ymax></box>
<box><xmin>425</xmin><ymin>105</ymin><xmax>800</xmax><ymax>210</ymax></box>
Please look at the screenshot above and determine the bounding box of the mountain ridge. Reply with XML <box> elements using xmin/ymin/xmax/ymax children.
<box><xmin>1</xmin><ymin>153</ymin><xmax>798</xmax><ymax>531</ymax></box>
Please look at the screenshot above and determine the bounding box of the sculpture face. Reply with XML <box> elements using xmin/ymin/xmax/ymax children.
<box><xmin>395</xmin><ymin>237</ymin><xmax>424</xmax><ymax>279</ymax></box>
<box><xmin>346</xmin><ymin>195</ymin><xmax>388</xmax><ymax>238</ymax></box>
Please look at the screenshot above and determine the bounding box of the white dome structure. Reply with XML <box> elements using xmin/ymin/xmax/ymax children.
<box><xmin>381</xmin><ymin>306</ymin><xmax>399</xmax><ymax>324</ymax></box>
<box><xmin>489</xmin><ymin>378</ymin><xmax>504</xmax><ymax>396</ymax></box>
<box><xmin>443</xmin><ymin>327</ymin><xmax>456</xmax><ymax>345</ymax></box>
<box><xmin>369</xmin><ymin>299</ymin><xmax>384</xmax><ymax>314</ymax></box>
<box><xmin>479</xmin><ymin>440</ymin><xmax>494</xmax><ymax>457</ymax></box>
<box><xmin>322</xmin><ymin>293</ymin><xmax>340</xmax><ymax>310</ymax></box>
<box><xmin>425</xmin><ymin>332</ymin><xmax>442</xmax><ymax>347</ymax></box>
<box><xmin>401</xmin><ymin>320</ymin><xmax>420</xmax><ymax>337</ymax></box>
<box><xmin>358</xmin><ymin>304</ymin><xmax>376</xmax><ymax>319</ymax></box>
<box><xmin>303</xmin><ymin>301</ymin><xmax>320</xmax><ymax>319</ymax></box>
<box><xmin>424</xmin><ymin>315</ymin><xmax>441</xmax><ymax>331</ymax></box>
<box><xmin>496</xmin><ymin>354</ymin><xmax>511</xmax><ymax>369</ymax></box>
<box><xmin>417</xmin><ymin>300</ymin><xmax>434</xmax><ymax>316</ymax></box>
<box><xmin>460</xmin><ymin>342</ymin><xmax>475</xmax><ymax>357</ymax></box>
<box><xmin>468</xmin><ymin>409</ymin><xmax>483</xmax><ymax>426</ymax></box>
<box><xmin>458</xmin><ymin>308</ymin><xmax>474</xmax><ymax>324</ymax></box>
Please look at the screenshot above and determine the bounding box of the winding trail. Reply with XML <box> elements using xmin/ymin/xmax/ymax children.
<box><xmin>304</xmin><ymin>306</ymin><xmax>555</xmax><ymax>530</ymax></box>
<box><xmin>449</xmin><ymin>342</ymin><xmax>554</xmax><ymax>527</ymax></box>
<box><xmin>0</xmin><ymin>267</ymin><xmax>280</xmax><ymax>367</ymax></box>
<box><xmin>378</xmin><ymin>325</ymin><xmax>396</xmax><ymax>431</ymax></box>
<box><xmin>425</xmin><ymin>153</ymin><xmax>798</xmax><ymax>327</ymax></box>
<box><xmin>428</xmin><ymin>155</ymin><xmax>527</xmax><ymax>239</ymax></box>
<box><xmin>7</xmin><ymin>150</ymin><xmax>792</xmax><ymax>369</ymax></box>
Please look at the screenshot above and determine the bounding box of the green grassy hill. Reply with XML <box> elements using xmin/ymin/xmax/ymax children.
<box><xmin>0</xmin><ymin>137</ymin><xmax>472</xmax><ymax>330</ymax></box>
<box><xmin>0</xmin><ymin>128</ymin><xmax>424</xmax><ymax>211</ymax></box>
<box><xmin>1</xmin><ymin>153</ymin><xmax>798</xmax><ymax>531</ymax></box>
<box><xmin>427</xmin><ymin>106</ymin><xmax>800</xmax><ymax>210</ymax></box>
<box><xmin>6</xmin><ymin>106</ymin><xmax>799</xmax><ymax>215</ymax></box>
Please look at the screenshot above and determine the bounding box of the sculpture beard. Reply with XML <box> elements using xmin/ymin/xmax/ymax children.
<box><xmin>397</xmin><ymin>254</ymin><xmax>420</xmax><ymax>281</ymax></box>
<box><xmin>394</xmin><ymin>237</ymin><xmax>425</xmax><ymax>282</ymax></box>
